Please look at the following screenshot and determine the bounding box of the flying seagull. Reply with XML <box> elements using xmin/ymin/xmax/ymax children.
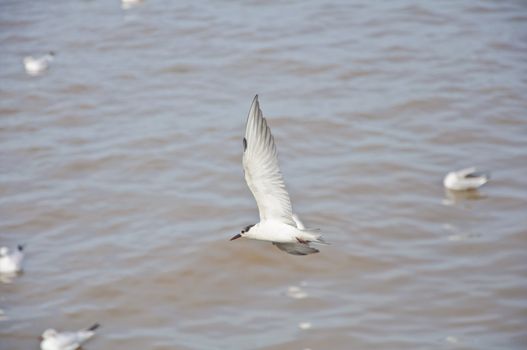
<box><xmin>443</xmin><ymin>167</ymin><xmax>489</xmax><ymax>191</ymax></box>
<box><xmin>230</xmin><ymin>95</ymin><xmax>326</xmax><ymax>255</ymax></box>
<box><xmin>0</xmin><ymin>245</ymin><xmax>24</xmax><ymax>274</ymax></box>
<box><xmin>40</xmin><ymin>323</ymin><xmax>100</xmax><ymax>350</ymax></box>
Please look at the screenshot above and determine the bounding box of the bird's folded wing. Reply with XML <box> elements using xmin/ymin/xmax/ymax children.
<box><xmin>457</xmin><ymin>167</ymin><xmax>476</xmax><ymax>177</ymax></box>
<box><xmin>56</xmin><ymin>333</ymin><xmax>78</xmax><ymax>347</ymax></box>
<box><xmin>243</xmin><ymin>95</ymin><xmax>295</xmax><ymax>226</ymax></box>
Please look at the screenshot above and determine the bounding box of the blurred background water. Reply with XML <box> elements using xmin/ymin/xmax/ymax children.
<box><xmin>1</xmin><ymin>0</ymin><xmax>526</xmax><ymax>349</ymax></box>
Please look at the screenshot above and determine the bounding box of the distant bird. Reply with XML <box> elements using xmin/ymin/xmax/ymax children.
<box><xmin>23</xmin><ymin>52</ymin><xmax>55</xmax><ymax>76</ymax></box>
<box><xmin>443</xmin><ymin>167</ymin><xmax>489</xmax><ymax>191</ymax></box>
<box><xmin>230</xmin><ymin>95</ymin><xmax>327</xmax><ymax>255</ymax></box>
<box><xmin>0</xmin><ymin>245</ymin><xmax>24</xmax><ymax>274</ymax></box>
<box><xmin>40</xmin><ymin>324</ymin><xmax>100</xmax><ymax>350</ymax></box>
<box><xmin>121</xmin><ymin>0</ymin><xmax>143</xmax><ymax>9</ymax></box>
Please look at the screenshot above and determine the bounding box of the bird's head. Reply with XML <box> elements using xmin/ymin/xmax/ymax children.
<box><xmin>41</xmin><ymin>329</ymin><xmax>57</xmax><ymax>339</ymax></box>
<box><xmin>0</xmin><ymin>247</ymin><xmax>8</xmax><ymax>256</ymax></box>
<box><xmin>230</xmin><ymin>224</ymin><xmax>256</xmax><ymax>241</ymax></box>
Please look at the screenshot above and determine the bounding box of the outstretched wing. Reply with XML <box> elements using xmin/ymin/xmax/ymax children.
<box><xmin>242</xmin><ymin>95</ymin><xmax>295</xmax><ymax>225</ymax></box>
<box><xmin>273</xmin><ymin>242</ymin><xmax>319</xmax><ymax>255</ymax></box>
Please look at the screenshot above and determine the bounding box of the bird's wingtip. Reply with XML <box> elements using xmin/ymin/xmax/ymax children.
<box><xmin>88</xmin><ymin>323</ymin><xmax>100</xmax><ymax>331</ymax></box>
<box><xmin>251</xmin><ymin>94</ymin><xmax>259</xmax><ymax>107</ymax></box>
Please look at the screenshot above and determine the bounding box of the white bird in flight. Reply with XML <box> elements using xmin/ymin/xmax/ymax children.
<box><xmin>23</xmin><ymin>52</ymin><xmax>55</xmax><ymax>76</ymax></box>
<box><xmin>443</xmin><ymin>167</ymin><xmax>489</xmax><ymax>191</ymax></box>
<box><xmin>230</xmin><ymin>95</ymin><xmax>326</xmax><ymax>255</ymax></box>
<box><xmin>0</xmin><ymin>245</ymin><xmax>24</xmax><ymax>274</ymax></box>
<box><xmin>40</xmin><ymin>323</ymin><xmax>100</xmax><ymax>350</ymax></box>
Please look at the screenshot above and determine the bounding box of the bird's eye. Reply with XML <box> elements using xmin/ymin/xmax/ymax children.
<box><xmin>241</xmin><ymin>230</ymin><xmax>245</xmax><ymax>233</ymax></box>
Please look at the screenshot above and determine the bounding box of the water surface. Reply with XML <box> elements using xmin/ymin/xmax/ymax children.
<box><xmin>1</xmin><ymin>1</ymin><xmax>527</xmax><ymax>349</ymax></box>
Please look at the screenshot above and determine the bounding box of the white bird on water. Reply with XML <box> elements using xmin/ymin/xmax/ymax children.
<box><xmin>23</xmin><ymin>52</ymin><xmax>55</xmax><ymax>76</ymax></box>
<box><xmin>443</xmin><ymin>167</ymin><xmax>489</xmax><ymax>191</ymax></box>
<box><xmin>230</xmin><ymin>95</ymin><xmax>327</xmax><ymax>255</ymax></box>
<box><xmin>40</xmin><ymin>324</ymin><xmax>100</xmax><ymax>350</ymax></box>
<box><xmin>0</xmin><ymin>245</ymin><xmax>24</xmax><ymax>274</ymax></box>
<box><xmin>121</xmin><ymin>0</ymin><xmax>143</xmax><ymax>9</ymax></box>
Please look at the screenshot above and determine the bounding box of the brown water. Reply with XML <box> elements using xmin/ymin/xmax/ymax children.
<box><xmin>1</xmin><ymin>1</ymin><xmax>527</xmax><ymax>349</ymax></box>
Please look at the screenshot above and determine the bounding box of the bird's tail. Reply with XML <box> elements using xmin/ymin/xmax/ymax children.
<box><xmin>314</xmin><ymin>236</ymin><xmax>329</xmax><ymax>245</ymax></box>
<box><xmin>479</xmin><ymin>174</ymin><xmax>490</xmax><ymax>185</ymax></box>
<box><xmin>301</xmin><ymin>229</ymin><xmax>329</xmax><ymax>245</ymax></box>
<box><xmin>45</xmin><ymin>52</ymin><xmax>55</xmax><ymax>62</ymax></box>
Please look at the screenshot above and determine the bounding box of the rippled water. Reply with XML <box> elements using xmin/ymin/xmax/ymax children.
<box><xmin>1</xmin><ymin>1</ymin><xmax>527</xmax><ymax>349</ymax></box>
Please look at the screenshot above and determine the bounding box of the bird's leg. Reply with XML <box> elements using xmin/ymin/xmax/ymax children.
<box><xmin>296</xmin><ymin>237</ymin><xmax>309</xmax><ymax>244</ymax></box>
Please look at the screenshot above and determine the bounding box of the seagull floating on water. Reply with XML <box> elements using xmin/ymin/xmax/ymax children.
<box><xmin>0</xmin><ymin>245</ymin><xmax>24</xmax><ymax>274</ymax></box>
<box><xmin>443</xmin><ymin>167</ymin><xmax>489</xmax><ymax>191</ymax></box>
<box><xmin>121</xmin><ymin>0</ymin><xmax>143</xmax><ymax>9</ymax></box>
<box><xmin>40</xmin><ymin>324</ymin><xmax>100</xmax><ymax>350</ymax></box>
<box><xmin>230</xmin><ymin>95</ymin><xmax>327</xmax><ymax>255</ymax></box>
<box><xmin>23</xmin><ymin>52</ymin><xmax>55</xmax><ymax>76</ymax></box>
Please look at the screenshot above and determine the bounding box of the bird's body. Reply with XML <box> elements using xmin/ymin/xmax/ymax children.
<box><xmin>272</xmin><ymin>214</ymin><xmax>322</xmax><ymax>255</ymax></box>
<box><xmin>40</xmin><ymin>324</ymin><xmax>99</xmax><ymax>350</ymax></box>
<box><xmin>230</xmin><ymin>96</ymin><xmax>326</xmax><ymax>255</ymax></box>
<box><xmin>443</xmin><ymin>167</ymin><xmax>489</xmax><ymax>191</ymax></box>
<box><xmin>23</xmin><ymin>52</ymin><xmax>54</xmax><ymax>76</ymax></box>
<box><xmin>0</xmin><ymin>245</ymin><xmax>24</xmax><ymax>274</ymax></box>
<box><xmin>244</xmin><ymin>220</ymin><xmax>321</xmax><ymax>244</ymax></box>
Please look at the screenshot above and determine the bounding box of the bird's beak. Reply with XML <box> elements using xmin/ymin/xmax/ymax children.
<box><xmin>230</xmin><ymin>233</ymin><xmax>242</xmax><ymax>241</ymax></box>
<box><xmin>38</xmin><ymin>336</ymin><xmax>43</xmax><ymax>341</ymax></box>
